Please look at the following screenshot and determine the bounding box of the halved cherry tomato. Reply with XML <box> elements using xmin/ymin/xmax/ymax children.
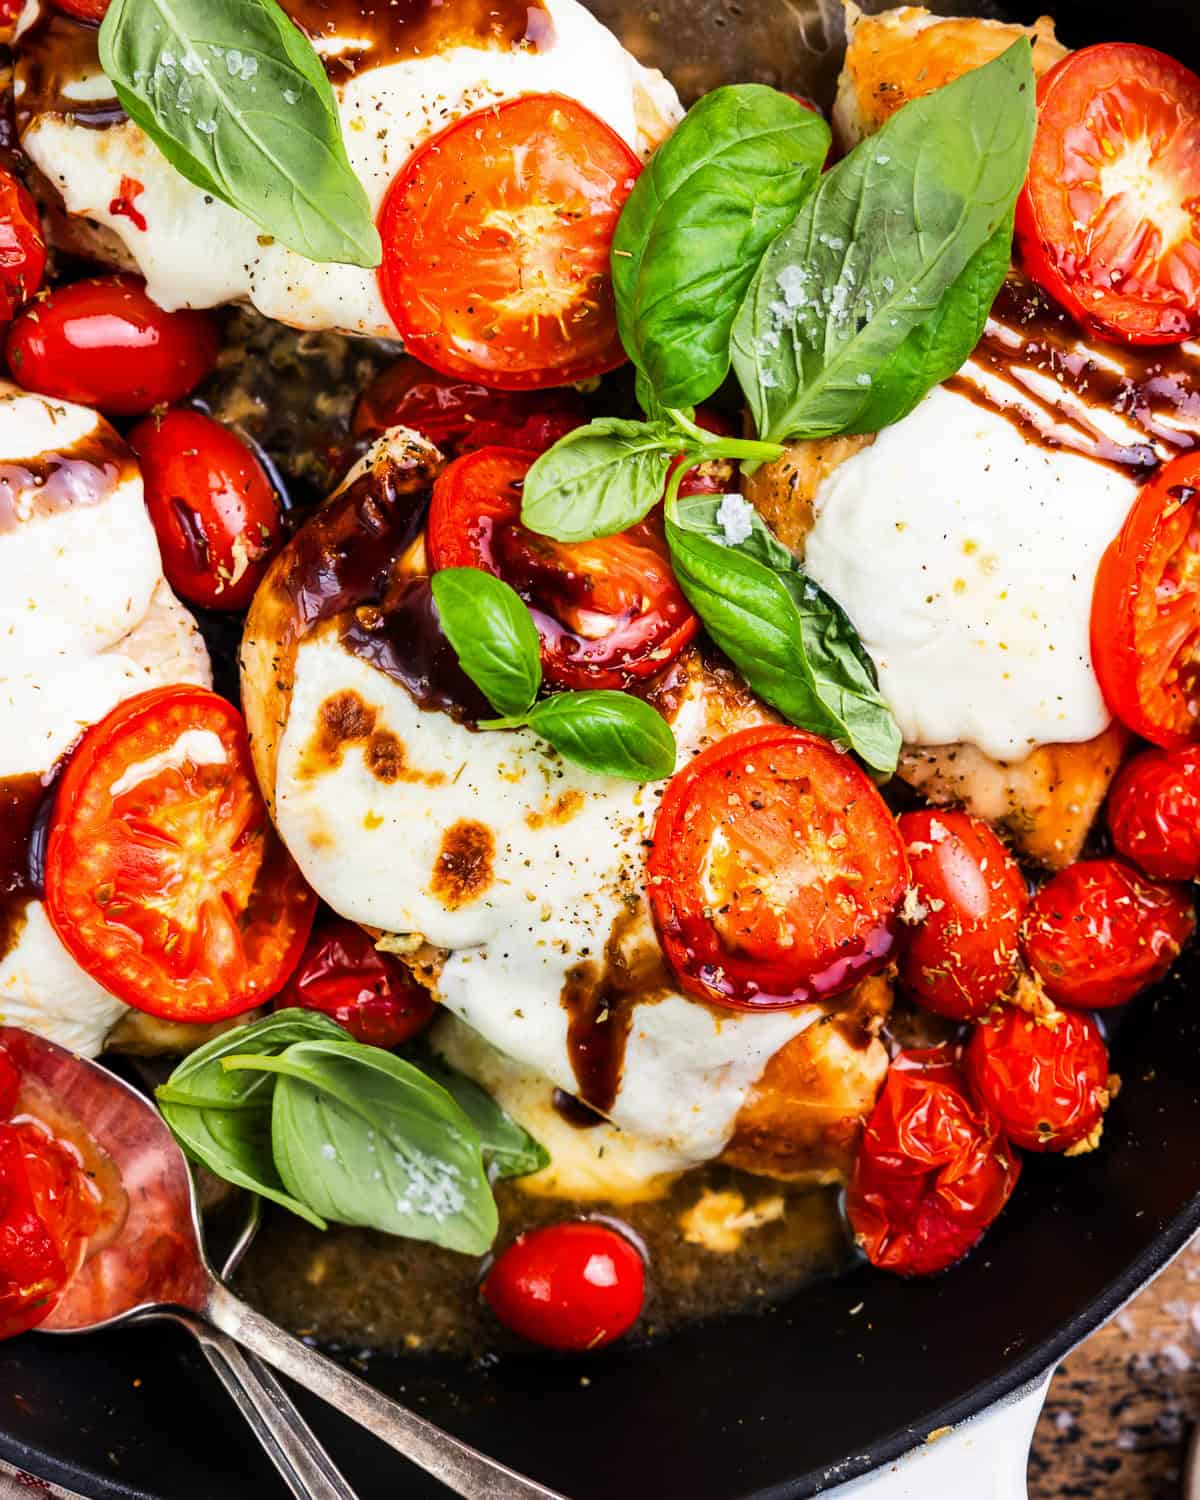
<box><xmin>0</xmin><ymin>170</ymin><xmax>44</xmax><ymax>321</ymax></box>
<box><xmin>647</xmin><ymin>726</ymin><xmax>909</xmax><ymax>1010</ymax></box>
<box><xmin>7</xmin><ymin>275</ymin><xmax>219</xmax><ymax>417</ymax></box>
<box><xmin>128</xmin><ymin>409</ymin><xmax>283</xmax><ymax>613</ymax></box>
<box><xmin>1015</xmin><ymin>44</ymin><xmax>1200</xmax><ymax>345</ymax></box>
<box><xmin>427</xmin><ymin>446</ymin><xmax>698</xmax><ymax>690</ymax></box>
<box><xmin>846</xmin><ymin>1045</ymin><xmax>1021</xmax><ymax>1278</ymax></box>
<box><xmin>45</xmin><ymin>686</ymin><xmax>316</xmax><ymax>1022</ymax></box>
<box><xmin>965</xmin><ymin>1006</ymin><xmax>1111</xmax><ymax>1154</ymax></box>
<box><xmin>1107</xmin><ymin>744</ymin><xmax>1200</xmax><ymax>881</ymax></box>
<box><xmin>352</xmin><ymin>355</ymin><xmax>586</xmax><ymax>455</ymax></box>
<box><xmin>896</xmin><ymin>810</ymin><xmax>1027</xmax><ymax>1022</ymax></box>
<box><xmin>274</xmin><ymin>917</ymin><xmax>435</xmax><ymax>1049</ymax></box>
<box><xmin>1091</xmin><ymin>455</ymin><xmax>1200</xmax><ymax>746</ymax></box>
<box><xmin>1022</xmin><ymin>857</ymin><xmax>1194</xmax><ymax>1009</ymax></box>
<box><xmin>481</xmin><ymin>1221</ymin><xmax>645</xmax><ymax>1351</ymax></box>
<box><xmin>378</xmin><ymin>95</ymin><xmax>640</xmax><ymax>390</ymax></box>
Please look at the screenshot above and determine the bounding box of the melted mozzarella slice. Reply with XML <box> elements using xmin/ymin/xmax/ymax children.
<box><xmin>273</xmin><ymin>634</ymin><xmax>821</xmax><ymax>1168</ymax></box>
<box><xmin>17</xmin><ymin>0</ymin><xmax>680</xmax><ymax>336</ymax></box>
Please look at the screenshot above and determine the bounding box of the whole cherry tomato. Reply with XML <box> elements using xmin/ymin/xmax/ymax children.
<box><xmin>1107</xmin><ymin>744</ymin><xmax>1200</xmax><ymax>882</ymax></box>
<box><xmin>648</xmin><ymin>726</ymin><xmax>908</xmax><ymax>1010</ymax></box>
<box><xmin>352</xmin><ymin>356</ymin><xmax>586</xmax><ymax>455</ymax></box>
<box><xmin>845</xmin><ymin>1046</ymin><xmax>1021</xmax><ymax>1277</ymax></box>
<box><xmin>481</xmin><ymin>1221</ymin><xmax>645</xmax><ymax>1351</ymax></box>
<box><xmin>7</xmin><ymin>275</ymin><xmax>219</xmax><ymax>417</ymax></box>
<box><xmin>965</xmin><ymin>1006</ymin><xmax>1111</xmax><ymax>1154</ymax></box>
<box><xmin>0</xmin><ymin>170</ymin><xmax>45</xmax><ymax>321</ymax></box>
<box><xmin>128</xmin><ymin>409</ymin><xmax>283</xmax><ymax>612</ymax></box>
<box><xmin>273</xmin><ymin>917</ymin><xmax>435</xmax><ymax>1049</ymax></box>
<box><xmin>1022</xmin><ymin>858</ymin><xmax>1194</xmax><ymax>1009</ymax></box>
<box><xmin>896</xmin><ymin>810</ymin><xmax>1028</xmax><ymax>1021</ymax></box>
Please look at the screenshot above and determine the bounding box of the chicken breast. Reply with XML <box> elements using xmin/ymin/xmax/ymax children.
<box><xmin>241</xmin><ymin>429</ymin><xmax>890</xmax><ymax>1190</ymax></box>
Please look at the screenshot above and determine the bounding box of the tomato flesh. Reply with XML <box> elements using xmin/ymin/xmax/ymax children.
<box><xmin>1022</xmin><ymin>857</ymin><xmax>1194</xmax><ymax>1009</ymax></box>
<box><xmin>6</xmin><ymin>275</ymin><xmax>219</xmax><ymax>417</ymax></box>
<box><xmin>845</xmin><ymin>1045</ymin><xmax>1021</xmax><ymax>1277</ymax></box>
<box><xmin>896</xmin><ymin>810</ymin><xmax>1028</xmax><ymax>1021</ymax></box>
<box><xmin>965</xmin><ymin>1006</ymin><xmax>1111</xmax><ymax>1154</ymax></box>
<box><xmin>1107</xmin><ymin>743</ymin><xmax>1200</xmax><ymax>881</ymax></box>
<box><xmin>378</xmin><ymin>95</ymin><xmax>640</xmax><ymax>390</ymax></box>
<box><xmin>647</xmin><ymin>726</ymin><xmax>909</xmax><ymax>1010</ymax></box>
<box><xmin>352</xmin><ymin>355</ymin><xmax>586</xmax><ymax>456</ymax></box>
<box><xmin>46</xmin><ymin>686</ymin><xmax>316</xmax><ymax>1022</ymax></box>
<box><xmin>1015</xmin><ymin>44</ymin><xmax>1200</xmax><ymax>344</ymax></box>
<box><xmin>1091</xmin><ymin>455</ymin><xmax>1200</xmax><ymax>746</ymax></box>
<box><xmin>274</xmin><ymin>917</ymin><xmax>435</xmax><ymax>1049</ymax></box>
<box><xmin>129</xmin><ymin>408</ymin><xmax>283</xmax><ymax>613</ymax></box>
<box><xmin>481</xmin><ymin>1221</ymin><xmax>645</xmax><ymax>1351</ymax></box>
<box><xmin>427</xmin><ymin>446</ymin><xmax>697</xmax><ymax>690</ymax></box>
<box><xmin>0</xmin><ymin>169</ymin><xmax>44</xmax><ymax>321</ymax></box>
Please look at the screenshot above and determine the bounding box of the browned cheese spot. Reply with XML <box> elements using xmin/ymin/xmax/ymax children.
<box><xmin>430</xmin><ymin>820</ymin><xmax>494</xmax><ymax>909</ymax></box>
<box><xmin>299</xmin><ymin>690</ymin><xmax>445</xmax><ymax>786</ymax></box>
<box><xmin>524</xmin><ymin>788</ymin><xmax>585</xmax><ymax>830</ymax></box>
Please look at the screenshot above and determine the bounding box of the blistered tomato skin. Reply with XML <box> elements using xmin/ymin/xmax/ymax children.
<box><xmin>6</xmin><ymin>275</ymin><xmax>219</xmax><ymax>417</ymax></box>
<box><xmin>481</xmin><ymin>1222</ymin><xmax>645</xmax><ymax>1351</ymax></box>
<box><xmin>128</xmin><ymin>409</ymin><xmax>283</xmax><ymax>612</ymax></box>
<box><xmin>1022</xmin><ymin>858</ymin><xmax>1194</xmax><ymax>1009</ymax></box>
<box><xmin>896</xmin><ymin>810</ymin><xmax>1028</xmax><ymax>1021</ymax></box>
<box><xmin>845</xmin><ymin>1046</ymin><xmax>1021</xmax><ymax>1277</ymax></box>
<box><xmin>274</xmin><ymin>918</ymin><xmax>435</xmax><ymax>1049</ymax></box>
<box><xmin>0</xmin><ymin>170</ymin><xmax>45</xmax><ymax>321</ymax></box>
<box><xmin>965</xmin><ymin>1007</ymin><xmax>1111</xmax><ymax>1154</ymax></box>
<box><xmin>1107</xmin><ymin>745</ymin><xmax>1200</xmax><ymax>882</ymax></box>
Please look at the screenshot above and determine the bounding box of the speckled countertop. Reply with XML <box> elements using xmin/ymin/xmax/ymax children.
<box><xmin>1031</xmin><ymin>1233</ymin><xmax>1200</xmax><ymax>1498</ymax></box>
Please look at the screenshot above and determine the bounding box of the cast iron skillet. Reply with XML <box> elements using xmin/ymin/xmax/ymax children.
<box><xmin>4</xmin><ymin>1</ymin><xmax>1200</xmax><ymax>1495</ymax></box>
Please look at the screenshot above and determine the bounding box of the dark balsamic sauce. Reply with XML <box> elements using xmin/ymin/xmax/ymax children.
<box><xmin>550</xmin><ymin>1088</ymin><xmax>607</xmax><ymax>1129</ymax></box>
<box><xmin>14</xmin><ymin>12</ymin><xmax>123</xmax><ymax>132</ymax></box>
<box><xmin>0</xmin><ymin>417</ymin><xmax>135</xmax><ymax>531</ymax></box>
<box><xmin>0</xmin><ymin>772</ymin><xmax>55</xmax><ymax>961</ymax></box>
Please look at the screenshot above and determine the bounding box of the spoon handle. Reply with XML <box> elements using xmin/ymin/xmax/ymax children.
<box><xmin>205</xmin><ymin>1282</ymin><xmax>567</xmax><ymax>1500</ymax></box>
<box><xmin>182</xmin><ymin>1314</ymin><xmax>360</xmax><ymax>1500</ymax></box>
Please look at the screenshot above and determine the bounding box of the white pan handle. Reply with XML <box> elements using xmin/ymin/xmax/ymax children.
<box><xmin>825</xmin><ymin>1371</ymin><xmax>1054</xmax><ymax>1499</ymax></box>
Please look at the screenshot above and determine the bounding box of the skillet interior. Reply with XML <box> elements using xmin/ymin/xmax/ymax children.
<box><xmin>3</xmin><ymin>0</ymin><xmax>1200</xmax><ymax>1495</ymax></box>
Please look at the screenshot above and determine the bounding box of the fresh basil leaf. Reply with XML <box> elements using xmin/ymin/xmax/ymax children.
<box><xmin>227</xmin><ymin>1039</ymin><xmax>497</xmax><ymax>1254</ymax></box>
<box><xmin>156</xmin><ymin>1009</ymin><xmax>347</xmax><ymax>1228</ymax></box>
<box><xmin>99</xmin><ymin>0</ymin><xmax>382</xmax><ymax>268</ymax></box>
<box><xmin>730</xmin><ymin>41</ymin><xmax>1035</xmax><ymax>442</ymax></box>
<box><xmin>415</xmin><ymin>1052</ymin><xmax>549</xmax><ymax>1182</ymax></box>
<box><xmin>665</xmin><ymin>517</ymin><xmax>899</xmax><ymax>773</ymax></box>
<box><xmin>613</xmin><ymin>84</ymin><xmax>829</xmax><ymax>410</ymax></box>
<box><xmin>528</xmin><ymin>691</ymin><xmax>676</xmax><ymax>781</ymax></box>
<box><xmin>845</xmin><ymin>213</ymin><xmax>1014</xmax><ymax>433</ymax></box>
<box><xmin>520</xmin><ymin>418</ymin><xmax>675</xmax><ymax>543</ymax></box>
<box><xmin>430</xmin><ymin>567</ymin><xmax>541</xmax><ymax>718</ymax></box>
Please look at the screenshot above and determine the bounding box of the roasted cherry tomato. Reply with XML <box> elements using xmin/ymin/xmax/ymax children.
<box><xmin>352</xmin><ymin>355</ymin><xmax>586</xmax><ymax>455</ymax></box>
<box><xmin>1092</xmin><ymin>455</ymin><xmax>1200</xmax><ymax>746</ymax></box>
<box><xmin>49</xmin><ymin>0</ymin><xmax>109</xmax><ymax>19</ymax></box>
<box><xmin>0</xmin><ymin>1119</ymin><xmax>97</xmax><ymax>1341</ymax></box>
<box><xmin>1107</xmin><ymin>744</ymin><xmax>1200</xmax><ymax>881</ymax></box>
<box><xmin>0</xmin><ymin>1045</ymin><xmax>17</xmax><ymax>1119</ymax></box>
<box><xmin>427</xmin><ymin>446</ymin><xmax>697</xmax><ymax>690</ymax></box>
<box><xmin>896</xmin><ymin>810</ymin><xmax>1028</xmax><ymax>1021</ymax></box>
<box><xmin>1015</xmin><ymin>44</ymin><xmax>1200</xmax><ymax>345</ymax></box>
<box><xmin>1022</xmin><ymin>857</ymin><xmax>1194</xmax><ymax>1009</ymax></box>
<box><xmin>647</xmin><ymin>726</ymin><xmax>909</xmax><ymax>1009</ymax></box>
<box><xmin>668</xmin><ymin>406</ymin><xmax>738</xmax><ymax>499</ymax></box>
<box><xmin>378</xmin><ymin>95</ymin><xmax>640</xmax><ymax>389</ymax></box>
<box><xmin>965</xmin><ymin>1006</ymin><xmax>1111</xmax><ymax>1154</ymax></box>
<box><xmin>274</xmin><ymin>917</ymin><xmax>435</xmax><ymax>1049</ymax></box>
<box><xmin>7</xmin><ymin>275</ymin><xmax>219</xmax><ymax>417</ymax></box>
<box><xmin>481</xmin><ymin>1221</ymin><xmax>645</xmax><ymax>1351</ymax></box>
<box><xmin>0</xmin><ymin>170</ymin><xmax>45</xmax><ymax>321</ymax></box>
<box><xmin>46</xmin><ymin>686</ymin><xmax>316</xmax><ymax>1022</ymax></box>
<box><xmin>128</xmin><ymin>409</ymin><xmax>283</xmax><ymax>613</ymax></box>
<box><xmin>846</xmin><ymin>1046</ymin><xmax>1021</xmax><ymax>1278</ymax></box>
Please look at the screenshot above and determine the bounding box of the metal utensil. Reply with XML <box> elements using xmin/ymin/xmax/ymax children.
<box><xmin>9</xmin><ymin>1027</ymin><xmax>564</xmax><ymax>1500</ymax></box>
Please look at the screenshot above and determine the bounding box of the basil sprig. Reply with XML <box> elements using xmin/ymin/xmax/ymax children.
<box><xmin>99</xmin><ymin>0</ymin><xmax>381</xmax><ymax>268</ymax></box>
<box><xmin>430</xmin><ymin>568</ymin><xmax>676</xmax><ymax>782</ymax></box>
<box><xmin>157</xmin><ymin>1010</ymin><xmax>546</xmax><ymax>1252</ymax></box>
<box><xmin>612</xmin><ymin>84</ymin><xmax>830</xmax><ymax>411</ymax></box>
<box><xmin>730</xmin><ymin>41</ymin><xmax>1035</xmax><ymax>442</ymax></box>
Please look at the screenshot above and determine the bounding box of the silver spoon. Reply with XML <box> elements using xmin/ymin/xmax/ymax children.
<box><xmin>8</xmin><ymin>1027</ymin><xmax>565</xmax><ymax>1500</ymax></box>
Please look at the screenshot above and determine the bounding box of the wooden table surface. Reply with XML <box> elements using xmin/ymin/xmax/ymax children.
<box><xmin>1031</xmin><ymin>1234</ymin><xmax>1200</xmax><ymax>1498</ymax></box>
